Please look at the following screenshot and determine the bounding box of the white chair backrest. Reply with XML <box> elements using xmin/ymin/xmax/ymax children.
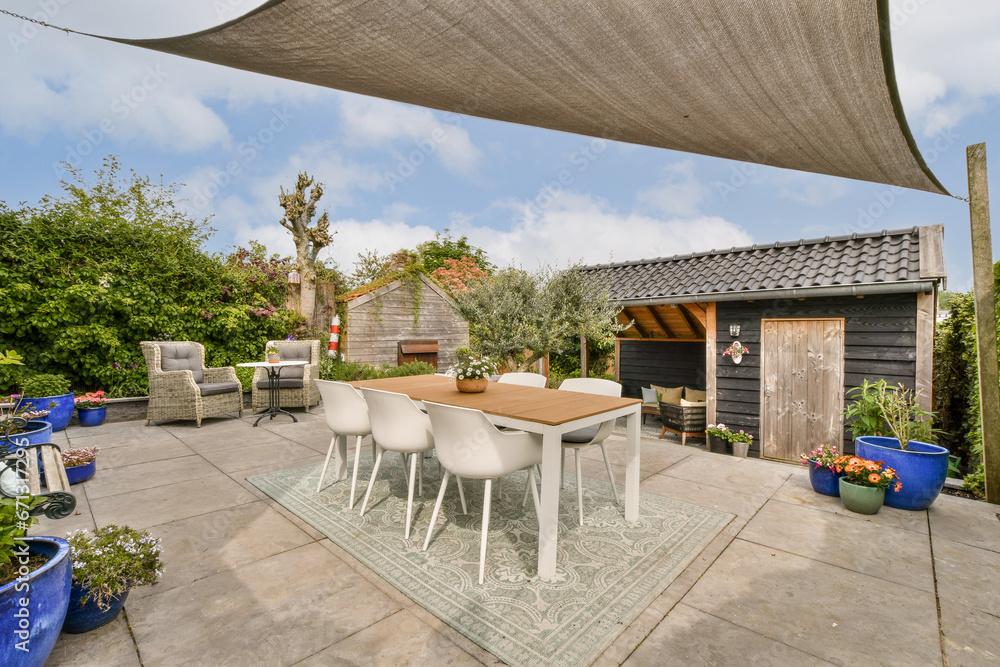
<box><xmin>315</xmin><ymin>380</ymin><xmax>371</xmax><ymax>436</ymax></box>
<box><xmin>360</xmin><ymin>388</ymin><xmax>434</xmax><ymax>453</ymax></box>
<box><xmin>497</xmin><ymin>372</ymin><xmax>547</xmax><ymax>388</ymax></box>
<box><xmin>424</xmin><ymin>402</ymin><xmax>540</xmax><ymax>479</ymax></box>
<box><xmin>558</xmin><ymin>377</ymin><xmax>622</xmax><ymax>397</ymax></box>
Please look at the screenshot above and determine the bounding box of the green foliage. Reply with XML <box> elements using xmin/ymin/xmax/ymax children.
<box><xmin>0</xmin><ymin>496</ymin><xmax>40</xmax><ymax>569</ymax></box>
<box><xmin>843</xmin><ymin>379</ymin><xmax>937</xmax><ymax>447</ymax></box>
<box><xmin>318</xmin><ymin>358</ymin><xmax>435</xmax><ymax>382</ymax></box>
<box><xmin>67</xmin><ymin>525</ymin><xmax>163</xmax><ymax>611</ymax></box>
<box><xmin>416</xmin><ymin>231</ymin><xmax>492</xmax><ymax>274</ymax></box>
<box><xmin>448</xmin><ymin>356</ymin><xmax>497</xmax><ymax>380</ymax></box>
<box><xmin>0</xmin><ymin>157</ymin><xmax>297</xmax><ymax>394</ymax></box>
<box><xmin>0</xmin><ymin>350</ymin><xmax>24</xmax><ymax>365</ymax></box>
<box><xmin>20</xmin><ymin>373</ymin><xmax>70</xmax><ymax>397</ymax></box>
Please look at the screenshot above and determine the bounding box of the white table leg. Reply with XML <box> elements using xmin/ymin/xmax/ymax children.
<box><xmin>625</xmin><ymin>407</ymin><xmax>640</xmax><ymax>522</ymax></box>
<box><xmin>333</xmin><ymin>434</ymin><xmax>348</xmax><ymax>481</ymax></box>
<box><xmin>537</xmin><ymin>426</ymin><xmax>561</xmax><ymax>580</ymax></box>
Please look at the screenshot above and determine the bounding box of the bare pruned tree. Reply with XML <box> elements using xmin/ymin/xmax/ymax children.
<box><xmin>278</xmin><ymin>172</ymin><xmax>332</xmax><ymax>326</ymax></box>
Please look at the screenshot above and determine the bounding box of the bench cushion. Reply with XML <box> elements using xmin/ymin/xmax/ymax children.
<box><xmin>641</xmin><ymin>387</ymin><xmax>658</xmax><ymax>403</ymax></box>
<box><xmin>197</xmin><ymin>381</ymin><xmax>240</xmax><ymax>396</ymax></box>
<box><xmin>275</xmin><ymin>343</ymin><xmax>311</xmax><ymax>379</ymax></box>
<box><xmin>684</xmin><ymin>387</ymin><xmax>707</xmax><ymax>402</ymax></box>
<box><xmin>160</xmin><ymin>344</ymin><xmax>203</xmax><ymax>383</ymax></box>
<box><xmin>652</xmin><ymin>384</ymin><xmax>683</xmax><ymax>405</ymax></box>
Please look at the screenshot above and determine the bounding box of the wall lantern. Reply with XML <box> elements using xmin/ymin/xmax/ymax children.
<box><xmin>287</xmin><ymin>270</ymin><xmax>300</xmax><ymax>284</ymax></box>
<box><xmin>729</xmin><ymin>323</ymin><xmax>741</xmax><ymax>337</ymax></box>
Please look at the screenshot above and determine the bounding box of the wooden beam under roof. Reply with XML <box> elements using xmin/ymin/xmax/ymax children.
<box><xmin>622</xmin><ymin>307</ymin><xmax>650</xmax><ymax>338</ymax></box>
<box><xmin>646</xmin><ymin>306</ymin><xmax>677</xmax><ymax>338</ymax></box>
<box><xmin>676</xmin><ymin>303</ymin><xmax>705</xmax><ymax>337</ymax></box>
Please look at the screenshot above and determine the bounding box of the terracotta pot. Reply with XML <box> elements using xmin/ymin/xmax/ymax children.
<box><xmin>455</xmin><ymin>378</ymin><xmax>488</xmax><ymax>393</ymax></box>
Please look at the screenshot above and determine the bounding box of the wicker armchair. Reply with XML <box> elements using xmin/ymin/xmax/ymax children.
<box><xmin>140</xmin><ymin>341</ymin><xmax>243</xmax><ymax>427</ymax></box>
<box><xmin>251</xmin><ymin>340</ymin><xmax>321</xmax><ymax>413</ymax></box>
<box><xmin>658</xmin><ymin>401</ymin><xmax>707</xmax><ymax>446</ymax></box>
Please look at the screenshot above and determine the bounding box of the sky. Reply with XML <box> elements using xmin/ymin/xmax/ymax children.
<box><xmin>0</xmin><ymin>1</ymin><xmax>998</xmax><ymax>290</ymax></box>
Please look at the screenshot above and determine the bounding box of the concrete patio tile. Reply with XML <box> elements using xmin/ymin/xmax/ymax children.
<box><xmin>581</xmin><ymin>436</ymin><xmax>695</xmax><ymax>474</ymax></box>
<box><xmin>296</xmin><ymin>608</ymin><xmax>482</xmax><ymax>666</ymax></box>
<box><xmin>682</xmin><ymin>539</ymin><xmax>942</xmax><ymax>665</ymax></box>
<box><xmin>940</xmin><ymin>600</ymin><xmax>1000</xmax><ymax>666</ymax></box>
<box><xmin>66</xmin><ymin>426</ymin><xmax>180</xmax><ymax>450</ymax></box>
<box><xmin>933</xmin><ymin>537</ymin><xmax>1000</xmax><ymax>617</ymax></box>
<box><xmin>739</xmin><ymin>499</ymin><xmax>935</xmax><ymax>593</ymax></box>
<box><xmin>657</xmin><ymin>452</ymin><xmax>794</xmax><ymax>499</ymax></box>
<box><xmin>178</xmin><ymin>427</ymin><xmax>291</xmax><ymax>455</ymax></box>
<box><xmin>34</xmin><ymin>484</ymin><xmax>96</xmax><ymax>537</ymax></box>
<box><xmin>97</xmin><ymin>439</ymin><xmax>197</xmax><ymax>469</ymax></box>
<box><xmin>160</xmin><ymin>415</ymin><xmax>253</xmax><ymax>437</ymax></box>
<box><xmin>129</xmin><ymin>501</ymin><xmax>315</xmax><ymax>602</ymax></box>
<box><xmin>770</xmin><ymin>471</ymin><xmax>931</xmax><ymax>535</ymax></box>
<box><xmin>89</xmin><ymin>475</ymin><xmax>257</xmax><ymax>530</ymax></box>
<box><xmin>83</xmin><ymin>455</ymin><xmax>221</xmax><ymax>499</ymax></box>
<box><xmin>199</xmin><ymin>439</ymin><xmax>323</xmax><ymax>474</ymax></box>
<box><xmin>929</xmin><ymin>494</ymin><xmax>1000</xmax><ymax>552</ymax></box>
<box><xmin>575</xmin><ymin>453</ymin><xmax>657</xmax><ymax>486</ymax></box>
<box><xmin>48</xmin><ymin>614</ymin><xmax>140</xmax><ymax>666</ymax></box>
<box><xmin>620</xmin><ymin>603</ymin><xmax>833</xmax><ymax>666</ymax></box>
<box><xmin>316</xmin><ymin>539</ymin><xmax>416</xmax><ymax>610</ymax></box>
<box><xmin>127</xmin><ymin>542</ymin><xmax>402</xmax><ymax>667</ymax></box>
<box><xmin>236</xmin><ymin>462</ymin><xmax>328</xmax><ymax>541</ymax></box>
<box><xmin>640</xmin><ymin>473</ymin><xmax>767</xmax><ymax>526</ymax></box>
<box><xmin>404</xmin><ymin>604</ymin><xmax>506</xmax><ymax>667</ymax></box>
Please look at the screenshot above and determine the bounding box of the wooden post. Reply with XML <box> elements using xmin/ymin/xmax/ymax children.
<box><xmin>705</xmin><ymin>302</ymin><xmax>717</xmax><ymax>426</ymax></box>
<box><xmin>580</xmin><ymin>335</ymin><xmax>588</xmax><ymax>378</ymax></box>
<box><xmin>967</xmin><ymin>143</ymin><xmax>1000</xmax><ymax>505</ymax></box>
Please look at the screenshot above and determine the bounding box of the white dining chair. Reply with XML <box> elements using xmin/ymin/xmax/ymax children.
<box><xmin>315</xmin><ymin>380</ymin><xmax>373</xmax><ymax>509</ymax></box>
<box><xmin>555</xmin><ymin>377</ymin><xmax>622</xmax><ymax>525</ymax></box>
<box><xmin>496</xmin><ymin>372</ymin><xmax>548</xmax><ymax>388</ymax></box>
<box><xmin>359</xmin><ymin>388</ymin><xmax>446</xmax><ymax>539</ymax></box>
<box><xmin>422</xmin><ymin>401</ymin><xmax>542</xmax><ymax>585</ymax></box>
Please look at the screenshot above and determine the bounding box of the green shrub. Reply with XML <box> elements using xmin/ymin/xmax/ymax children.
<box><xmin>318</xmin><ymin>358</ymin><xmax>435</xmax><ymax>382</ymax></box>
<box><xmin>20</xmin><ymin>373</ymin><xmax>71</xmax><ymax>397</ymax></box>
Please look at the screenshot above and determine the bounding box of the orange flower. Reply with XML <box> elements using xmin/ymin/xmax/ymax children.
<box><xmin>894</xmin><ymin>482</ymin><xmax>902</xmax><ymax>492</ymax></box>
<box><xmin>868</xmin><ymin>473</ymin><xmax>881</xmax><ymax>484</ymax></box>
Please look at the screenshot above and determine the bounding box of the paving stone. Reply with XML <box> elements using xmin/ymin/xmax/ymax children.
<box><xmin>656</xmin><ymin>452</ymin><xmax>794</xmax><ymax>499</ymax></box>
<box><xmin>89</xmin><ymin>475</ymin><xmax>257</xmax><ymax>530</ymax></box>
<box><xmin>580</xmin><ymin>436</ymin><xmax>695</xmax><ymax>474</ymax></box>
<box><xmin>34</xmin><ymin>484</ymin><xmax>96</xmax><ymax>537</ymax></box>
<box><xmin>179</xmin><ymin>428</ymin><xmax>290</xmax><ymax>455</ymax></box>
<box><xmin>296</xmin><ymin>609</ymin><xmax>481</xmax><ymax>666</ymax></box>
<box><xmin>48</xmin><ymin>614</ymin><xmax>140</xmax><ymax>666</ymax></box>
<box><xmin>940</xmin><ymin>600</ymin><xmax>1000</xmax><ymax>666</ymax></box>
<box><xmin>83</xmin><ymin>455</ymin><xmax>221</xmax><ymax>499</ymax></box>
<box><xmin>622</xmin><ymin>603</ymin><xmax>833</xmax><ymax>666</ymax></box>
<box><xmin>161</xmin><ymin>416</ymin><xmax>253</xmax><ymax>437</ymax></box>
<box><xmin>682</xmin><ymin>539</ymin><xmax>942</xmax><ymax>665</ymax></box>
<box><xmin>929</xmin><ymin>494</ymin><xmax>1000</xmax><ymax>553</ymax></box>
<box><xmin>127</xmin><ymin>543</ymin><xmax>401</xmax><ymax>666</ymax></box>
<box><xmin>96</xmin><ymin>440</ymin><xmax>196</xmax><ymax>469</ymax></box>
<box><xmin>66</xmin><ymin>426</ymin><xmax>179</xmax><ymax>450</ymax></box>
<box><xmin>640</xmin><ymin>472</ymin><xmax>766</xmax><ymax>526</ymax></box>
<box><xmin>739</xmin><ymin>499</ymin><xmax>935</xmax><ymax>593</ymax></box>
<box><xmin>934</xmin><ymin>537</ymin><xmax>1000</xmax><ymax>617</ymax></box>
<box><xmin>199</xmin><ymin>439</ymin><xmax>322</xmax><ymax>474</ymax></box>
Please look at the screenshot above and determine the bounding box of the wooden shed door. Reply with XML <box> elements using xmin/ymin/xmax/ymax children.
<box><xmin>760</xmin><ymin>319</ymin><xmax>845</xmax><ymax>462</ymax></box>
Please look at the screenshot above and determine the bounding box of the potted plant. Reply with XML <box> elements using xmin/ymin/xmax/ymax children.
<box><xmin>19</xmin><ymin>374</ymin><xmax>74</xmax><ymax>432</ymax></box>
<box><xmin>832</xmin><ymin>455</ymin><xmax>902</xmax><ymax>515</ymax></box>
<box><xmin>800</xmin><ymin>444</ymin><xmax>845</xmax><ymax>496</ymax></box>
<box><xmin>41</xmin><ymin>448</ymin><xmax>100</xmax><ymax>487</ymax></box>
<box><xmin>265</xmin><ymin>343</ymin><xmax>281</xmax><ymax>363</ymax></box>
<box><xmin>729</xmin><ymin>429</ymin><xmax>753</xmax><ymax>458</ymax></box>
<box><xmin>705</xmin><ymin>423</ymin><xmax>731</xmax><ymax>454</ymax></box>
<box><xmin>74</xmin><ymin>391</ymin><xmax>108</xmax><ymax>427</ymax></box>
<box><xmin>63</xmin><ymin>525</ymin><xmax>164</xmax><ymax>634</ymax></box>
<box><xmin>846</xmin><ymin>380</ymin><xmax>948</xmax><ymax>511</ymax></box>
<box><xmin>722</xmin><ymin>341</ymin><xmax>749</xmax><ymax>365</ymax></box>
<box><xmin>1</xmin><ymin>397</ymin><xmax>53</xmax><ymax>448</ymax></box>
<box><xmin>448</xmin><ymin>356</ymin><xmax>497</xmax><ymax>393</ymax></box>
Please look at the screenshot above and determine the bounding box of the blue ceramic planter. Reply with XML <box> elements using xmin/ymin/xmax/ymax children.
<box><xmin>62</xmin><ymin>584</ymin><xmax>129</xmax><ymax>634</ymax></box>
<box><xmin>20</xmin><ymin>393</ymin><xmax>74</xmax><ymax>432</ymax></box>
<box><xmin>855</xmin><ymin>436</ymin><xmax>949</xmax><ymax>511</ymax></box>
<box><xmin>77</xmin><ymin>407</ymin><xmax>106</xmax><ymax>427</ymax></box>
<box><xmin>3</xmin><ymin>421</ymin><xmax>52</xmax><ymax>449</ymax></box>
<box><xmin>0</xmin><ymin>537</ymin><xmax>72</xmax><ymax>667</ymax></box>
<box><xmin>41</xmin><ymin>458</ymin><xmax>96</xmax><ymax>487</ymax></box>
<box><xmin>807</xmin><ymin>461</ymin><xmax>845</xmax><ymax>496</ymax></box>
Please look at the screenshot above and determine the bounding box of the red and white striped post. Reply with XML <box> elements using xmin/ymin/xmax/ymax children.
<box><xmin>328</xmin><ymin>315</ymin><xmax>340</xmax><ymax>357</ymax></box>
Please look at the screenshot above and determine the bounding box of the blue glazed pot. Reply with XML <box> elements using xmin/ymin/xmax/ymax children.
<box><xmin>77</xmin><ymin>407</ymin><xmax>106</xmax><ymax>428</ymax></box>
<box><xmin>807</xmin><ymin>461</ymin><xmax>845</xmax><ymax>496</ymax></box>
<box><xmin>0</xmin><ymin>537</ymin><xmax>72</xmax><ymax>667</ymax></box>
<box><xmin>41</xmin><ymin>458</ymin><xmax>96</xmax><ymax>487</ymax></box>
<box><xmin>3</xmin><ymin>421</ymin><xmax>52</xmax><ymax>448</ymax></box>
<box><xmin>62</xmin><ymin>583</ymin><xmax>129</xmax><ymax>634</ymax></box>
<box><xmin>855</xmin><ymin>436</ymin><xmax>949</xmax><ymax>511</ymax></box>
<box><xmin>21</xmin><ymin>394</ymin><xmax>74</xmax><ymax>432</ymax></box>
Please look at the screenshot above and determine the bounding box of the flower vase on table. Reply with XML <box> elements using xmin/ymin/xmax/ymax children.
<box><xmin>448</xmin><ymin>356</ymin><xmax>496</xmax><ymax>394</ymax></box>
<box><xmin>456</xmin><ymin>378</ymin><xmax>488</xmax><ymax>394</ymax></box>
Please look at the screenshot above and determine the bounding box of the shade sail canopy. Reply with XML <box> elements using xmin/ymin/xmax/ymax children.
<box><xmin>104</xmin><ymin>0</ymin><xmax>948</xmax><ymax>194</ymax></box>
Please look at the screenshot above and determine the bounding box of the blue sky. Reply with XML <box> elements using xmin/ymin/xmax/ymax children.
<box><xmin>1</xmin><ymin>0</ymin><xmax>998</xmax><ymax>290</ymax></box>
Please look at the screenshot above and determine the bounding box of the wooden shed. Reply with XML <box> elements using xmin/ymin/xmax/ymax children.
<box><xmin>342</xmin><ymin>273</ymin><xmax>469</xmax><ymax>370</ymax></box>
<box><xmin>581</xmin><ymin>226</ymin><xmax>946</xmax><ymax>462</ymax></box>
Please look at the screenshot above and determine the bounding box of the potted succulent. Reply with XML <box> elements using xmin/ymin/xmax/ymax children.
<box><xmin>800</xmin><ymin>444</ymin><xmax>845</xmax><ymax>496</ymax></box>
<box><xmin>832</xmin><ymin>455</ymin><xmax>902</xmax><ymax>515</ymax></box>
<box><xmin>448</xmin><ymin>356</ymin><xmax>497</xmax><ymax>393</ymax></box>
<box><xmin>845</xmin><ymin>380</ymin><xmax>948</xmax><ymax>511</ymax></box>
<box><xmin>74</xmin><ymin>391</ymin><xmax>108</xmax><ymax>427</ymax></box>
<box><xmin>265</xmin><ymin>343</ymin><xmax>281</xmax><ymax>363</ymax></box>
<box><xmin>19</xmin><ymin>374</ymin><xmax>74</xmax><ymax>432</ymax></box>
<box><xmin>1</xmin><ymin>397</ymin><xmax>52</xmax><ymax>448</ymax></box>
<box><xmin>63</xmin><ymin>525</ymin><xmax>164</xmax><ymax>633</ymax></box>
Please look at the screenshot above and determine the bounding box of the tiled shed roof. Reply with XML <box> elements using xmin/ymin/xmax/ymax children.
<box><xmin>581</xmin><ymin>227</ymin><xmax>945</xmax><ymax>303</ymax></box>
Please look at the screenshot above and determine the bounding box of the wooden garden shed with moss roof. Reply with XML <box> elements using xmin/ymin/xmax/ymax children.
<box><xmin>340</xmin><ymin>272</ymin><xmax>469</xmax><ymax>370</ymax></box>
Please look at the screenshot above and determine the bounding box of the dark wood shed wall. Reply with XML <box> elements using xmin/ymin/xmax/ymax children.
<box><xmin>715</xmin><ymin>293</ymin><xmax>918</xmax><ymax>454</ymax></box>
<box><xmin>618</xmin><ymin>340</ymin><xmax>707</xmax><ymax>400</ymax></box>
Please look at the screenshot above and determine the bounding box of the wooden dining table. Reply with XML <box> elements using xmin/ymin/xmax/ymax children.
<box><xmin>340</xmin><ymin>374</ymin><xmax>642</xmax><ymax>581</ymax></box>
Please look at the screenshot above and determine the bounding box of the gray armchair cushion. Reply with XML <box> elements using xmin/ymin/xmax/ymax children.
<box><xmin>641</xmin><ymin>387</ymin><xmax>658</xmax><ymax>404</ymax></box>
<box><xmin>274</xmin><ymin>343</ymin><xmax>311</xmax><ymax>379</ymax></box>
<box><xmin>255</xmin><ymin>378</ymin><xmax>305</xmax><ymax>390</ymax></box>
<box><xmin>160</xmin><ymin>344</ymin><xmax>203</xmax><ymax>383</ymax></box>
<box><xmin>197</xmin><ymin>381</ymin><xmax>240</xmax><ymax>396</ymax></box>
<box><xmin>562</xmin><ymin>425</ymin><xmax>600</xmax><ymax>444</ymax></box>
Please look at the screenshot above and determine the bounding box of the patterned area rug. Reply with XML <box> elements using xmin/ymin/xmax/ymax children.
<box><xmin>249</xmin><ymin>457</ymin><xmax>732</xmax><ymax>667</ymax></box>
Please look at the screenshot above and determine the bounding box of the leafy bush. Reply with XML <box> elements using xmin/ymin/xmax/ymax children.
<box><xmin>20</xmin><ymin>373</ymin><xmax>71</xmax><ymax>397</ymax></box>
<box><xmin>318</xmin><ymin>359</ymin><xmax>435</xmax><ymax>382</ymax></box>
<box><xmin>0</xmin><ymin>158</ymin><xmax>297</xmax><ymax>394</ymax></box>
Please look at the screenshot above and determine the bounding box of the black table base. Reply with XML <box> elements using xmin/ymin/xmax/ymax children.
<box><xmin>253</xmin><ymin>365</ymin><xmax>299</xmax><ymax>426</ymax></box>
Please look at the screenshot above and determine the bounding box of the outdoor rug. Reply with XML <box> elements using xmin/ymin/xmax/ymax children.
<box><xmin>248</xmin><ymin>456</ymin><xmax>733</xmax><ymax>667</ymax></box>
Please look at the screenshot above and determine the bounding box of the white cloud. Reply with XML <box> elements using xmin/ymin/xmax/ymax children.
<box><xmin>769</xmin><ymin>172</ymin><xmax>850</xmax><ymax>207</ymax></box>
<box><xmin>637</xmin><ymin>160</ymin><xmax>709</xmax><ymax>217</ymax></box>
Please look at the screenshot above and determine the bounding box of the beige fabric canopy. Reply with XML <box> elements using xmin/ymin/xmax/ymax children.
<box><xmin>105</xmin><ymin>0</ymin><xmax>948</xmax><ymax>194</ymax></box>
